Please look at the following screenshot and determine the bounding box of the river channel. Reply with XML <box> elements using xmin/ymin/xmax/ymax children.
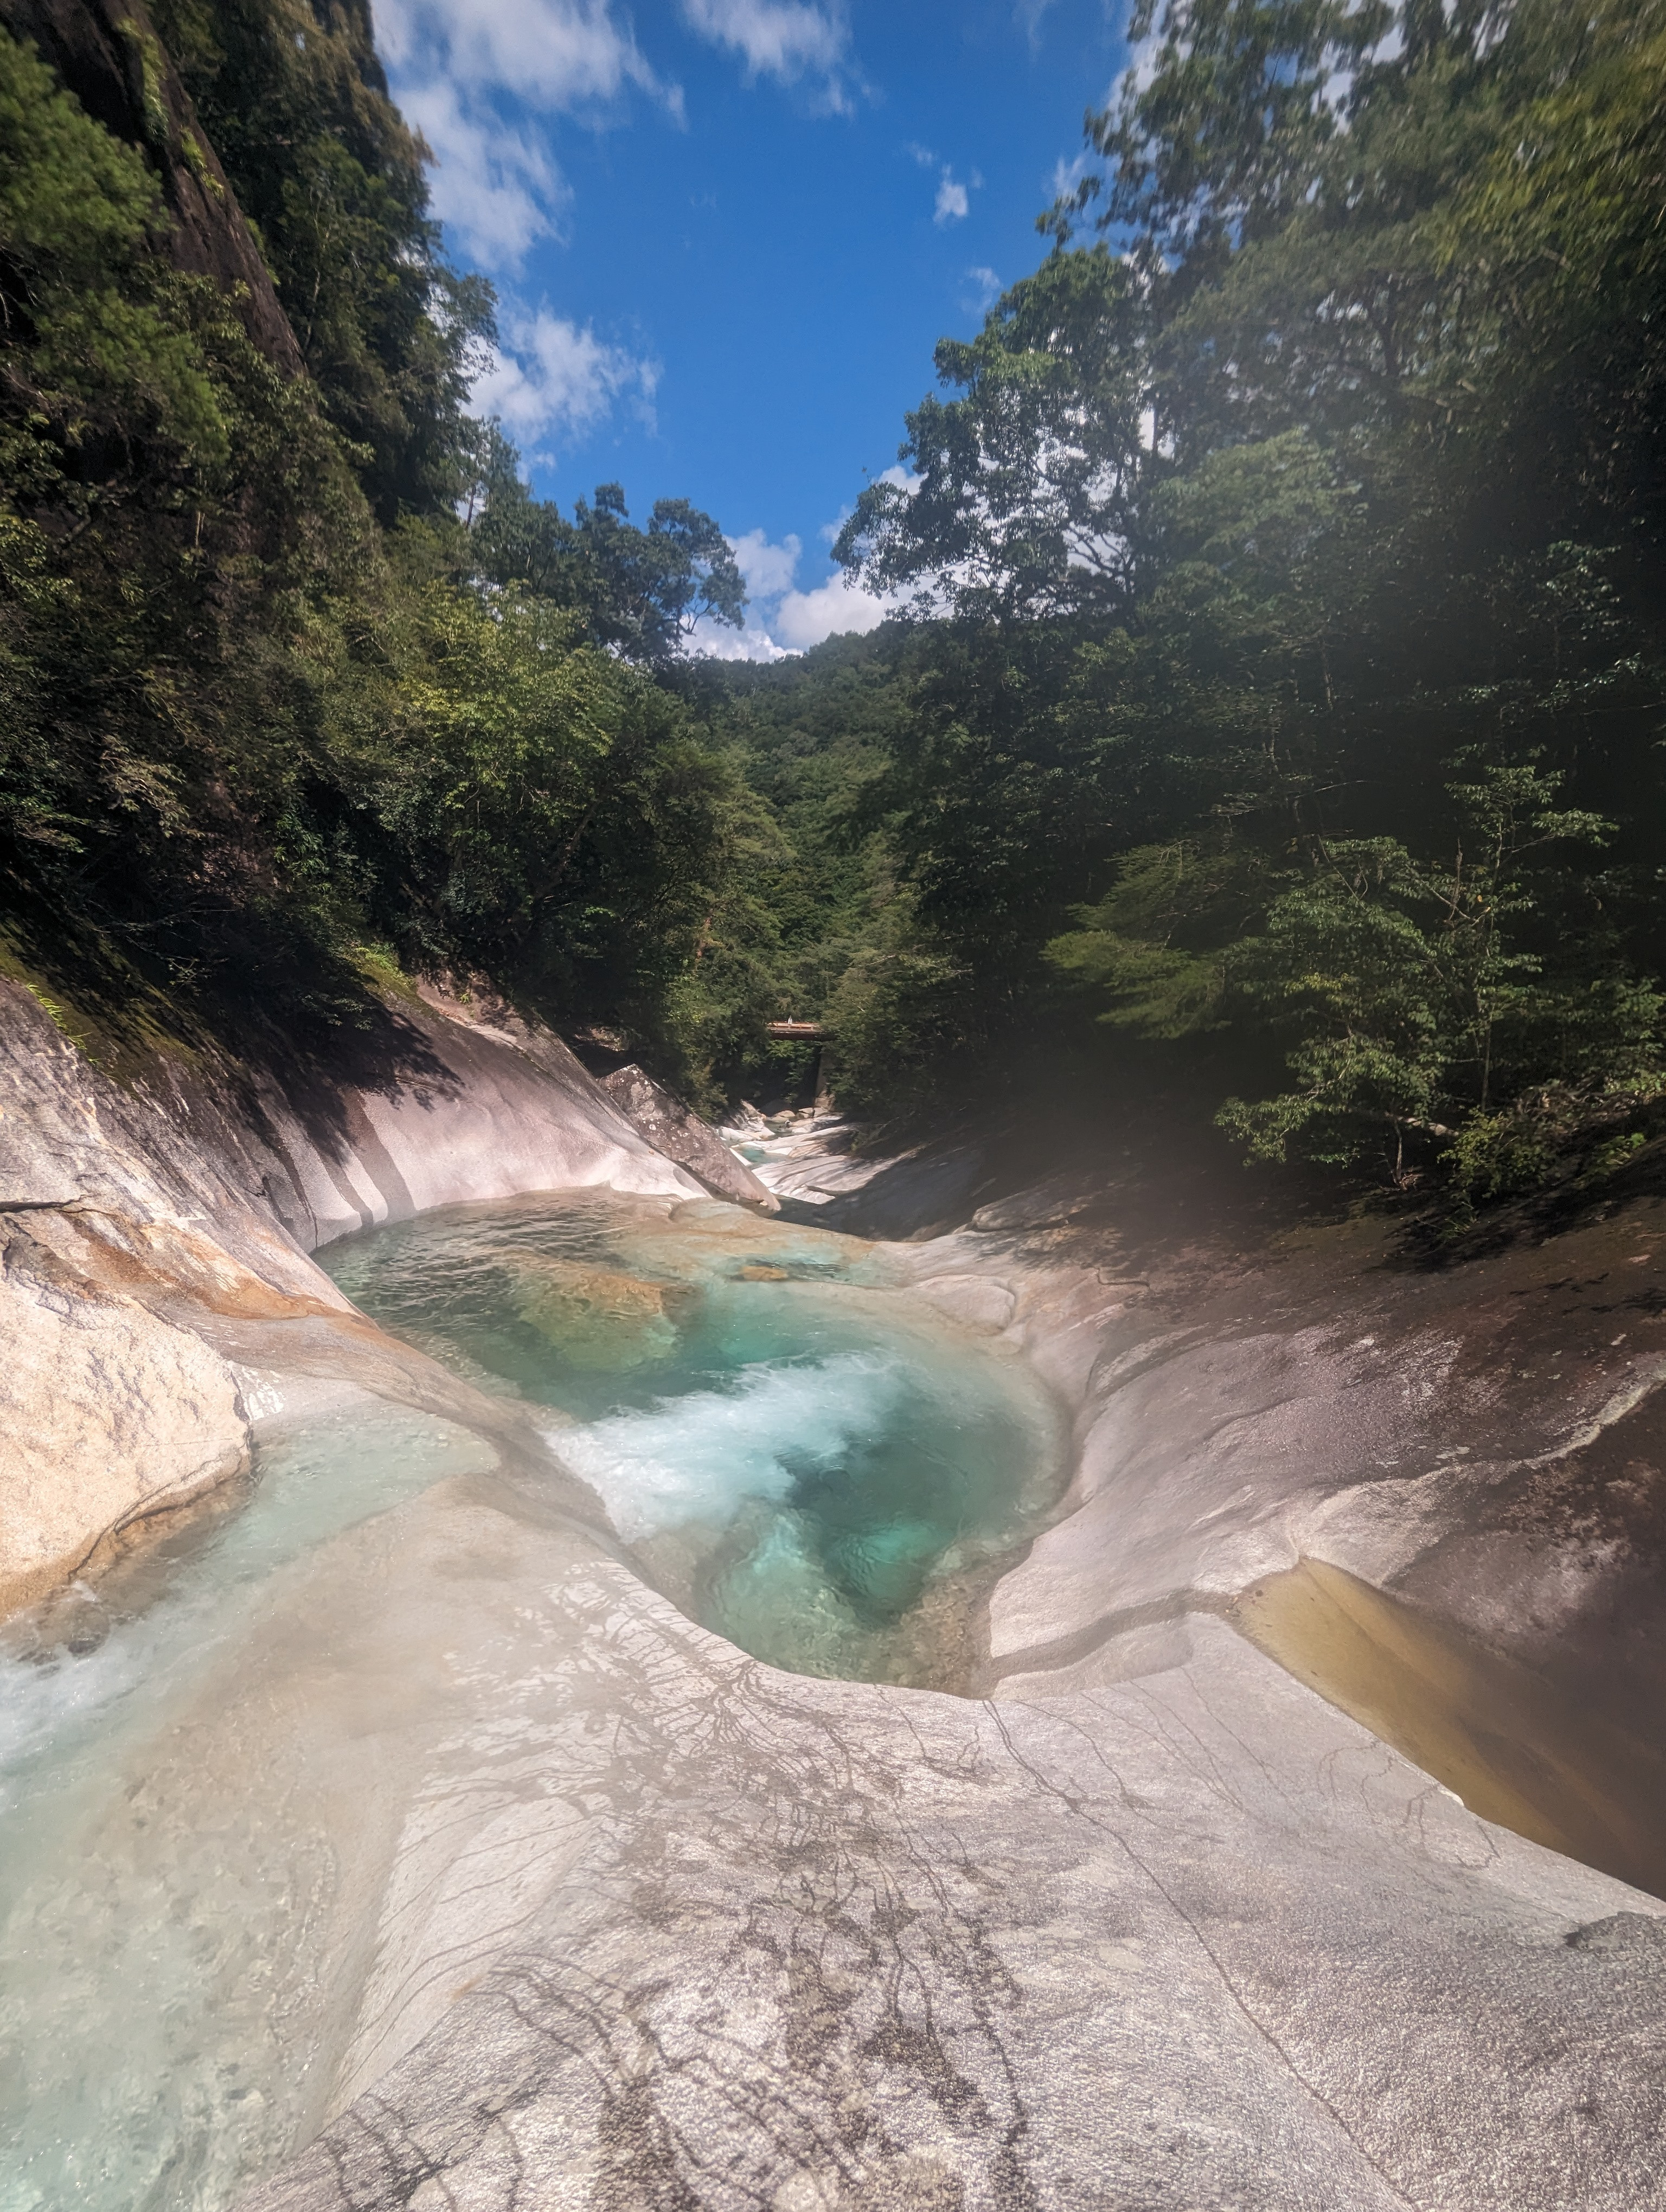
<box><xmin>0</xmin><ymin>1191</ymin><xmax>1064</xmax><ymax>2212</ymax></box>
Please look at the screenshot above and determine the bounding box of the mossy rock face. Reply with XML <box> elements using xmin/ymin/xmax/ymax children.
<box><xmin>499</xmin><ymin>1255</ymin><xmax>685</xmax><ymax>1372</ymax></box>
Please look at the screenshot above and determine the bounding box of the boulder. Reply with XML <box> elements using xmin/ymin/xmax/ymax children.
<box><xmin>601</xmin><ymin>1063</ymin><xmax>779</xmax><ymax>1213</ymax></box>
<box><xmin>0</xmin><ymin>1238</ymin><xmax>248</xmax><ymax>1613</ymax></box>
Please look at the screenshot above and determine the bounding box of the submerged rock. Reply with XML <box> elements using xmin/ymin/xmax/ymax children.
<box><xmin>501</xmin><ymin>1252</ymin><xmax>684</xmax><ymax>1372</ymax></box>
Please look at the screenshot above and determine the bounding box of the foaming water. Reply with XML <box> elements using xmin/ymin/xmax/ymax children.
<box><xmin>326</xmin><ymin>1192</ymin><xmax>1065</xmax><ymax>1679</ymax></box>
<box><xmin>0</xmin><ymin>1189</ymin><xmax>1061</xmax><ymax>2209</ymax></box>
<box><xmin>559</xmin><ymin>1350</ymin><xmax>915</xmax><ymax>1539</ymax></box>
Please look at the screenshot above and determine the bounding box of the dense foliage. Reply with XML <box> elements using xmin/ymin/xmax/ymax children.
<box><xmin>0</xmin><ymin>1</ymin><xmax>754</xmax><ymax>1097</ymax></box>
<box><xmin>824</xmin><ymin>0</ymin><xmax>1666</xmax><ymax>1205</ymax></box>
<box><xmin>4</xmin><ymin>0</ymin><xmax>1663</xmax><ymax>1203</ymax></box>
<box><xmin>150</xmin><ymin>0</ymin><xmax>490</xmax><ymax>523</ymax></box>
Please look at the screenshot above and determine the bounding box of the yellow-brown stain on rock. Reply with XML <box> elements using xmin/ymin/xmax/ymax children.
<box><xmin>497</xmin><ymin>1252</ymin><xmax>684</xmax><ymax>1372</ymax></box>
<box><xmin>1234</xmin><ymin>1557</ymin><xmax>1666</xmax><ymax>1901</ymax></box>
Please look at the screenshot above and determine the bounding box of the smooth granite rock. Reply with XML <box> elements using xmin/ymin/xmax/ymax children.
<box><xmin>3</xmin><ymin>1005</ymin><xmax>1665</xmax><ymax>2210</ymax></box>
<box><xmin>602</xmin><ymin>1063</ymin><xmax>779</xmax><ymax>1212</ymax></box>
<box><xmin>0</xmin><ymin>1237</ymin><xmax>248</xmax><ymax>1612</ymax></box>
<box><xmin>0</xmin><ymin>975</ymin><xmax>694</xmax><ymax>1606</ymax></box>
<box><xmin>211</xmin><ymin>1471</ymin><xmax>1665</xmax><ymax>2212</ymax></box>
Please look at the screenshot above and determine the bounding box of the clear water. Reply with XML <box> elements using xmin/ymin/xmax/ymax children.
<box><xmin>0</xmin><ymin>1189</ymin><xmax>1061</xmax><ymax>2211</ymax></box>
<box><xmin>0</xmin><ymin>1409</ymin><xmax>501</xmax><ymax>2212</ymax></box>
<box><xmin>323</xmin><ymin>1192</ymin><xmax>1065</xmax><ymax>1681</ymax></box>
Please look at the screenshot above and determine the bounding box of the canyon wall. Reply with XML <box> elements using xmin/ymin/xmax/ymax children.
<box><xmin>0</xmin><ymin>975</ymin><xmax>697</xmax><ymax>1610</ymax></box>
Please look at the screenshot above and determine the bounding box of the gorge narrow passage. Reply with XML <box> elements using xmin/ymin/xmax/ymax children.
<box><xmin>0</xmin><ymin>1192</ymin><xmax>1065</xmax><ymax>2212</ymax></box>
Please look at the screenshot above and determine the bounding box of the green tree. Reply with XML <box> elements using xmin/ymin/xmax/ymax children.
<box><xmin>150</xmin><ymin>0</ymin><xmax>494</xmax><ymax>521</ymax></box>
<box><xmin>834</xmin><ymin>248</ymin><xmax>1149</xmax><ymax>623</ymax></box>
<box><xmin>470</xmin><ymin>430</ymin><xmax>746</xmax><ymax>661</ymax></box>
<box><xmin>823</xmin><ymin>0</ymin><xmax>1666</xmax><ymax>1182</ymax></box>
<box><xmin>1215</xmin><ymin>765</ymin><xmax>1663</xmax><ymax>1186</ymax></box>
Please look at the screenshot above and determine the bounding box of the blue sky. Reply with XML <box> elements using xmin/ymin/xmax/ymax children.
<box><xmin>377</xmin><ymin>0</ymin><xmax>1130</xmax><ymax>655</ymax></box>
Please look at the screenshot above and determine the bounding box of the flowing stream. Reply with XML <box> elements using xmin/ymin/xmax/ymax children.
<box><xmin>0</xmin><ymin>1191</ymin><xmax>1063</xmax><ymax>2212</ymax></box>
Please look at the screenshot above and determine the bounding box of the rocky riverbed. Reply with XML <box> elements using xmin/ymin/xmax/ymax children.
<box><xmin>3</xmin><ymin>980</ymin><xmax>1664</xmax><ymax>2210</ymax></box>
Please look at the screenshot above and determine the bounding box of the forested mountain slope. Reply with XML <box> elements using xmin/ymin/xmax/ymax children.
<box><xmin>820</xmin><ymin>0</ymin><xmax>1666</xmax><ymax>1219</ymax></box>
<box><xmin>0</xmin><ymin>0</ymin><xmax>755</xmax><ymax>1099</ymax></box>
<box><xmin>3</xmin><ymin>0</ymin><xmax>1664</xmax><ymax>1227</ymax></box>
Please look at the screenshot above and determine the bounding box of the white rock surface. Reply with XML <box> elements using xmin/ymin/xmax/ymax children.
<box><xmin>912</xmin><ymin>1271</ymin><xmax>1017</xmax><ymax>1332</ymax></box>
<box><xmin>0</xmin><ymin>1255</ymin><xmax>248</xmax><ymax>1611</ymax></box>
<box><xmin>4</xmin><ymin>1018</ymin><xmax>1665</xmax><ymax>2210</ymax></box>
<box><xmin>210</xmin><ymin>1472</ymin><xmax>1666</xmax><ymax>2212</ymax></box>
<box><xmin>0</xmin><ymin>974</ymin><xmax>694</xmax><ymax>1609</ymax></box>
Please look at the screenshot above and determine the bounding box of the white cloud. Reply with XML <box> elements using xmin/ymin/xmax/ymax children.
<box><xmin>473</xmin><ymin>312</ymin><xmax>659</xmax><ymax>448</ymax></box>
<box><xmin>691</xmin><ymin>524</ymin><xmax>899</xmax><ymax>659</ymax></box>
<box><xmin>772</xmin><ymin>570</ymin><xmax>893</xmax><ymax>650</ymax></box>
<box><xmin>400</xmin><ymin>81</ymin><xmax>568</xmax><ymax>267</ymax></box>
<box><xmin>729</xmin><ymin>526</ymin><xmax>803</xmax><ymax>598</ymax></box>
<box><xmin>964</xmin><ymin>264</ymin><xmax>1001</xmax><ymax>313</ymax></box>
<box><xmin>934</xmin><ymin>170</ymin><xmax>970</xmax><ymax>224</ymax></box>
<box><xmin>379</xmin><ymin>0</ymin><xmax>681</xmax><ymax>274</ymax></box>
<box><xmin>691</xmin><ymin>620</ymin><xmax>796</xmax><ymax>663</ymax></box>
<box><xmin>905</xmin><ymin>140</ymin><xmax>938</xmax><ymax>169</ymax></box>
<box><xmin>679</xmin><ymin>0</ymin><xmax>856</xmax><ymax>107</ymax></box>
<box><xmin>1050</xmin><ymin>151</ymin><xmax>1093</xmax><ymax>203</ymax></box>
<box><xmin>1015</xmin><ymin>0</ymin><xmax>1056</xmax><ymax>46</ymax></box>
<box><xmin>380</xmin><ymin>0</ymin><xmax>668</xmax><ymax>112</ymax></box>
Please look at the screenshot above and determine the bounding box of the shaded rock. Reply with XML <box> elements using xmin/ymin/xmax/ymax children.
<box><xmin>757</xmin><ymin>1131</ymin><xmax>985</xmax><ymax>1238</ymax></box>
<box><xmin>969</xmin><ymin>1173</ymin><xmax>1095</xmax><ymax>1234</ymax></box>
<box><xmin>912</xmin><ymin>1272</ymin><xmax>1016</xmax><ymax>1333</ymax></box>
<box><xmin>601</xmin><ymin>1063</ymin><xmax>778</xmax><ymax>1213</ymax></box>
<box><xmin>1</xmin><ymin>0</ymin><xmax>304</xmax><ymax>371</ymax></box>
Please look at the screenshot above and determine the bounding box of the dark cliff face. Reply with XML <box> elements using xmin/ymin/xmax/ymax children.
<box><xmin>0</xmin><ymin>0</ymin><xmax>302</xmax><ymax>371</ymax></box>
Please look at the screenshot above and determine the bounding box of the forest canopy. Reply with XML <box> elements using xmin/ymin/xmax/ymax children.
<box><xmin>0</xmin><ymin>0</ymin><xmax>755</xmax><ymax>1092</ymax></box>
<box><xmin>1</xmin><ymin>0</ymin><xmax>1662</xmax><ymax>1208</ymax></box>
<box><xmin>825</xmin><ymin>0</ymin><xmax>1666</xmax><ymax>1207</ymax></box>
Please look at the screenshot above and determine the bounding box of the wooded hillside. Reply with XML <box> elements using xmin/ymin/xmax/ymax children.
<box><xmin>3</xmin><ymin>0</ymin><xmax>1663</xmax><ymax>1216</ymax></box>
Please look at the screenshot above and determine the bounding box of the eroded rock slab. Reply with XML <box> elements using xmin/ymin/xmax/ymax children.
<box><xmin>602</xmin><ymin>1063</ymin><xmax>778</xmax><ymax>1213</ymax></box>
<box><xmin>0</xmin><ymin>1243</ymin><xmax>248</xmax><ymax>1612</ymax></box>
<box><xmin>0</xmin><ymin>975</ymin><xmax>696</xmax><ymax>1608</ymax></box>
<box><xmin>217</xmin><ymin>1477</ymin><xmax>1665</xmax><ymax>2212</ymax></box>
